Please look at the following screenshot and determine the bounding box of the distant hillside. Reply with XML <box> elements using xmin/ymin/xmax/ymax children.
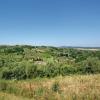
<box><xmin>0</xmin><ymin>45</ymin><xmax>100</xmax><ymax>80</ymax></box>
<box><xmin>60</xmin><ymin>46</ymin><xmax>100</xmax><ymax>49</ymax></box>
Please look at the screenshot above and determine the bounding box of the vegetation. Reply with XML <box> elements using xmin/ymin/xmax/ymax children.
<box><xmin>0</xmin><ymin>45</ymin><xmax>100</xmax><ymax>99</ymax></box>
<box><xmin>0</xmin><ymin>45</ymin><xmax>100</xmax><ymax>80</ymax></box>
<box><xmin>0</xmin><ymin>74</ymin><xmax>100</xmax><ymax>100</ymax></box>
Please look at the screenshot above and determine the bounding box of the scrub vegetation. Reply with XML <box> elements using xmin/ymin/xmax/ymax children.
<box><xmin>0</xmin><ymin>45</ymin><xmax>100</xmax><ymax>100</ymax></box>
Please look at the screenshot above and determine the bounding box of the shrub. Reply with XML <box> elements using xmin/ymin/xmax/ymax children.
<box><xmin>52</xmin><ymin>81</ymin><xmax>60</xmax><ymax>93</ymax></box>
<box><xmin>60</xmin><ymin>65</ymin><xmax>77</xmax><ymax>76</ymax></box>
<box><xmin>77</xmin><ymin>57</ymin><xmax>100</xmax><ymax>74</ymax></box>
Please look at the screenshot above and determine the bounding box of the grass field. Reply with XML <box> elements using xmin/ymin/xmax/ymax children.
<box><xmin>0</xmin><ymin>74</ymin><xmax>100</xmax><ymax>100</ymax></box>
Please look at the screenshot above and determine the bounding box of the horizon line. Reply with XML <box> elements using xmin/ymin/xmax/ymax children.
<box><xmin>0</xmin><ymin>44</ymin><xmax>100</xmax><ymax>48</ymax></box>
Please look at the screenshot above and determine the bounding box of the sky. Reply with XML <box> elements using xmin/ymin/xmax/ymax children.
<box><xmin>0</xmin><ymin>0</ymin><xmax>100</xmax><ymax>47</ymax></box>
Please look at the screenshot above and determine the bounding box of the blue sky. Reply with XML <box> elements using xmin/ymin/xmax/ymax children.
<box><xmin>0</xmin><ymin>0</ymin><xmax>100</xmax><ymax>46</ymax></box>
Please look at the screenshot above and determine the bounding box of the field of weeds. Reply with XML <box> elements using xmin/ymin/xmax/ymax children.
<box><xmin>0</xmin><ymin>74</ymin><xmax>100</xmax><ymax>100</ymax></box>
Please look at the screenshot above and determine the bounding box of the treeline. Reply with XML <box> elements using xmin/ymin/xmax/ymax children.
<box><xmin>0</xmin><ymin>45</ymin><xmax>100</xmax><ymax>80</ymax></box>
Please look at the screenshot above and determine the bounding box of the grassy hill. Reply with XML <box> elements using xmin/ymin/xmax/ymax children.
<box><xmin>0</xmin><ymin>45</ymin><xmax>100</xmax><ymax>99</ymax></box>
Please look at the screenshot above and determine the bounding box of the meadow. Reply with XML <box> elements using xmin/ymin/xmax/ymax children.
<box><xmin>0</xmin><ymin>74</ymin><xmax>100</xmax><ymax>100</ymax></box>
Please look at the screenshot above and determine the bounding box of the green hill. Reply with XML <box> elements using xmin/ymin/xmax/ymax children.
<box><xmin>0</xmin><ymin>45</ymin><xmax>100</xmax><ymax>80</ymax></box>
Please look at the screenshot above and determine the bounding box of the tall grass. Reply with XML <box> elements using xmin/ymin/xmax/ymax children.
<box><xmin>0</xmin><ymin>74</ymin><xmax>100</xmax><ymax>100</ymax></box>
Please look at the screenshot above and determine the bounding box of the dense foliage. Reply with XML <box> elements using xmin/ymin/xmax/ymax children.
<box><xmin>0</xmin><ymin>45</ymin><xmax>100</xmax><ymax>80</ymax></box>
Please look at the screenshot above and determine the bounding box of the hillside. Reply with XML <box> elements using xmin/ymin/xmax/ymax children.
<box><xmin>0</xmin><ymin>45</ymin><xmax>100</xmax><ymax>100</ymax></box>
<box><xmin>0</xmin><ymin>45</ymin><xmax>100</xmax><ymax>80</ymax></box>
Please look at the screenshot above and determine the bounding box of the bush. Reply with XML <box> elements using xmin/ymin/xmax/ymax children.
<box><xmin>1</xmin><ymin>67</ymin><xmax>13</xmax><ymax>79</ymax></box>
<box><xmin>77</xmin><ymin>57</ymin><xmax>100</xmax><ymax>74</ymax></box>
<box><xmin>52</xmin><ymin>81</ymin><xmax>60</xmax><ymax>93</ymax></box>
<box><xmin>60</xmin><ymin>65</ymin><xmax>77</xmax><ymax>76</ymax></box>
<box><xmin>45</xmin><ymin>64</ymin><xmax>60</xmax><ymax>78</ymax></box>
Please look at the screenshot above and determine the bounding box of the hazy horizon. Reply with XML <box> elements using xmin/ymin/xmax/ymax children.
<box><xmin>0</xmin><ymin>0</ymin><xmax>100</xmax><ymax>47</ymax></box>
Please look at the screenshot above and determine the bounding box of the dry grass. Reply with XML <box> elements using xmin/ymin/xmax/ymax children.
<box><xmin>59</xmin><ymin>74</ymin><xmax>100</xmax><ymax>100</ymax></box>
<box><xmin>0</xmin><ymin>92</ymin><xmax>33</xmax><ymax>100</ymax></box>
<box><xmin>0</xmin><ymin>74</ymin><xmax>100</xmax><ymax>100</ymax></box>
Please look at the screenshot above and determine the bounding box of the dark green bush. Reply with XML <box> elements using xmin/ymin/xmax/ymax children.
<box><xmin>52</xmin><ymin>81</ymin><xmax>60</xmax><ymax>92</ymax></box>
